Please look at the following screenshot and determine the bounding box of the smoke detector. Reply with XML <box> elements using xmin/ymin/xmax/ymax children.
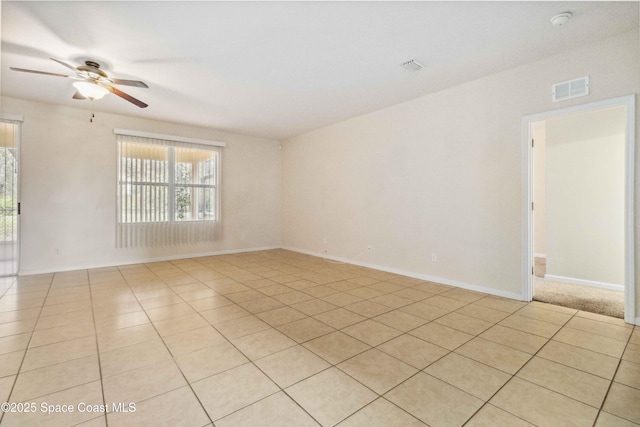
<box><xmin>551</xmin><ymin>12</ymin><xmax>572</xmax><ymax>26</ymax></box>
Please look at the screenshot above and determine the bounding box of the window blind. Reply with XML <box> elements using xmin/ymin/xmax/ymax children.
<box><xmin>116</xmin><ymin>132</ymin><xmax>222</xmax><ymax>248</ymax></box>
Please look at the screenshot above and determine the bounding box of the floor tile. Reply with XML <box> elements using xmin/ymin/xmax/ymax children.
<box><xmin>2</xmin><ymin>252</ymin><xmax>635</xmax><ymax>427</ymax></box>
<box><xmin>517</xmin><ymin>356</ymin><xmax>610</xmax><ymax>407</ymax></box>
<box><xmin>162</xmin><ymin>325</ymin><xmax>225</xmax><ymax>356</ymax></box>
<box><xmin>144</xmin><ymin>302</ymin><xmax>196</xmax><ymax>322</ymax></box>
<box><xmin>175</xmin><ymin>340</ymin><xmax>248</xmax><ymax>383</ymax></box>
<box><xmin>348</xmin><ymin>287</ymin><xmax>385</xmax><ymax>299</ymax></box>
<box><xmin>479</xmin><ymin>324</ymin><xmax>548</xmax><ymax>354</ymax></box>
<box><xmin>292</xmin><ymin>299</ymin><xmax>339</xmax><ymax>316</ymax></box>
<box><xmin>454</xmin><ymin>303</ymin><xmax>510</xmax><ymax>323</ymax></box>
<box><xmin>316</xmin><ymin>290</ymin><xmax>360</xmax><ymax>306</ymax></box>
<box><xmin>464</xmin><ymin>404</ymin><xmax>534</xmax><ymax>427</ymax></box>
<box><xmin>373</xmin><ymin>310</ymin><xmax>427</xmax><ymax>332</ymax></box>
<box><xmin>216</xmin><ymin>391</ymin><xmax>319</xmax><ymax>427</ymax></box>
<box><xmin>377</xmin><ymin>334</ymin><xmax>448</xmax><ymax>369</ymax></box>
<box><xmin>153</xmin><ymin>313</ymin><xmax>209</xmax><ymax>337</ymax></box>
<box><xmin>498</xmin><ymin>314</ymin><xmax>562</xmax><ymax>338</ymax></box>
<box><xmin>337</xmin><ymin>398</ymin><xmax>426</xmax><ymax>427</ymax></box>
<box><xmin>21</xmin><ymin>335</ymin><xmax>96</xmax><ymax>372</ymax></box>
<box><xmin>231</xmin><ymin>327</ymin><xmax>296</xmax><ymax>360</ymax></box>
<box><xmin>215</xmin><ymin>315</ymin><xmax>271</xmax><ymax>339</ymax></box>
<box><xmin>623</xmin><ymin>343</ymin><xmax>640</xmax><ymax>364</ymax></box>
<box><xmin>188</xmin><ymin>295</ymin><xmax>233</xmax><ymax>311</ymax></box>
<box><xmin>192</xmin><ymin>363</ymin><xmax>278</xmax><ymax>421</ymax></box>
<box><xmin>602</xmin><ymin>382</ymin><xmax>640</xmax><ymax>424</ymax></box>
<box><xmin>102</xmin><ymin>359</ymin><xmax>187</xmax><ymax>409</ymax></box>
<box><xmin>399</xmin><ymin>301</ymin><xmax>449</xmax><ymax>320</ymax></box>
<box><xmin>94</xmin><ymin>311</ymin><xmax>150</xmax><ymax>333</ymax></box>
<box><xmin>286</xmin><ymin>367</ymin><xmax>377</xmax><ymax>427</ymax></box>
<box><xmin>425</xmin><ymin>352</ymin><xmax>511</xmax><ymax>400</ymax></box>
<box><xmin>409</xmin><ymin>322</ymin><xmax>473</xmax><ymax>350</ymax></box>
<box><xmin>107</xmin><ymin>385</ymin><xmax>210</xmax><ymax>427</ymax></box>
<box><xmin>277</xmin><ymin>317</ymin><xmax>334</xmax><ymax>343</ymax></box>
<box><xmin>537</xmin><ymin>340</ymin><xmax>619</xmax><ymax>379</ymax></box>
<box><xmin>441</xmin><ymin>288</ymin><xmax>486</xmax><ymax>303</ymax></box>
<box><xmin>614</xmin><ymin>360</ymin><xmax>640</xmax><ymax>390</ymax></box>
<box><xmin>566</xmin><ymin>317</ymin><xmax>632</xmax><ymax>342</ymax></box>
<box><xmin>342</xmin><ymin>320</ymin><xmax>402</xmax><ymax>347</ymax></box>
<box><xmin>385</xmin><ymin>372</ymin><xmax>483</xmax><ymax>427</ymax></box>
<box><xmin>29</xmin><ymin>322</ymin><xmax>95</xmax><ymax>348</ymax></box>
<box><xmin>97</xmin><ymin>323</ymin><xmax>159</xmax><ymax>353</ymax></box>
<box><xmin>345</xmin><ymin>300</ymin><xmax>393</xmax><ymax>318</ymax></box>
<box><xmin>238</xmin><ymin>297</ymin><xmax>285</xmax><ymax>314</ymax></box>
<box><xmin>491</xmin><ymin>377</ymin><xmax>598</xmax><ymax>426</ymax></box>
<box><xmin>474</xmin><ymin>297</ymin><xmax>525</xmax><ymax>314</ymax></box>
<box><xmin>1</xmin><ymin>380</ymin><xmax>104</xmax><ymax>427</ymax></box>
<box><xmin>595</xmin><ymin>411</ymin><xmax>639</xmax><ymax>427</ymax></box>
<box><xmin>274</xmin><ymin>291</ymin><xmax>315</xmax><ymax>305</ymax></box>
<box><xmin>338</xmin><ymin>348</ymin><xmax>417</xmax><ymax>394</ymax></box>
<box><xmin>0</xmin><ymin>332</ymin><xmax>31</xmax><ymax>355</ymax></box>
<box><xmin>0</xmin><ymin>318</ymin><xmax>37</xmax><ymax>338</ymax></box>
<box><xmin>257</xmin><ymin>306</ymin><xmax>307</xmax><ymax>326</ymax></box>
<box><xmin>553</xmin><ymin>328</ymin><xmax>627</xmax><ymax>358</ymax></box>
<box><xmin>100</xmin><ymin>339</ymin><xmax>171</xmax><ymax>377</ymax></box>
<box><xmin>256</xmin><ymin>345</ymin><xmax>331</xmax><ymax>387</ymax></box>
<box><xmin>515</xmin><ymin>305</ymin><xmax>573</xmax><ymax>325</ymax></box>
<box><xmin>421</xmin><ymin>295</ymin><xmax>467</xmax><ymax>312</ymax></box>
<box><xmin>314</xmin><ymin>308</ymin><xmax>366</xmax><ymax>329</ymax></box>
<box><xmin>434</xmin><ymin>312</ymin><xmax>493</xmax><ymax>335</ymax></box>
<box><xmin>304</xmin><ymin>331</ymin><xmax>371</xmax><ymax>364</ymax></box>
<box><xmin>455</xmin><ymin>337</ymin><xmax>531</xmax><ymax>375</ymax></box>
<box><xmin>200</xmin><ymin>304</ymin><xmax>250</xmax><ymax>324</ymax></box>
<box><xmin>11</xmin><ymin>354</ymin><xmax>100</xmax><ymax>401</ymax></box>
<box><xmin>369</xmin><ymin>294</ymin><xmax>413</xmax><ymax>309</ymax></box>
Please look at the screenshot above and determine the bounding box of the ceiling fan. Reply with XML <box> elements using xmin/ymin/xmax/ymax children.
<box><xmin>10</xmin><ymin>58</ymin><xmax>149</xmax><ymax>108</ymax></box>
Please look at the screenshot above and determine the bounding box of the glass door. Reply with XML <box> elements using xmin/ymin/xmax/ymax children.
<box><xmin>0</xmin><ymin>121</ymin><xmax>19</xmax><ymax>276</ymax></box>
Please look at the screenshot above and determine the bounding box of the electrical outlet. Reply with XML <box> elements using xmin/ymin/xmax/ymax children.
<box><xmin>431</xmin><ymin>252</ymin><xmax>438</xmax><ymax>262</ymax></box>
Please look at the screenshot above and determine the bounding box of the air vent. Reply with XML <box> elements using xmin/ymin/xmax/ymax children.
<box><xmin>401</xmin><ymin>59</ymin><xmax>424</xmax><ymax>71</ymax></box>
<box><xmin>552</xmin><ymin>76</ymin><xmax>589</xmax><ymax>102</ymax></box>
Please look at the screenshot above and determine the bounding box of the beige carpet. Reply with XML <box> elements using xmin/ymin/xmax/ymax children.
<box><xmin>533</xmin><ymin>278</ymin><xmax>624</xmax><ymax>319</ymax></box>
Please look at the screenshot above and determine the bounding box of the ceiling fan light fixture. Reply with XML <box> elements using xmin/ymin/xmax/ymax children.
<box><xmin>73</xmin><ymin>81</ymin><xmax>109</xmax><ymax>100</ymax></box>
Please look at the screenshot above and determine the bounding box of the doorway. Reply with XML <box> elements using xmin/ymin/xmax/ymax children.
<box><xmin>0</xmin><ymin>118</ymin><xmax>21</xmax><ymax>276</ymax></box>
<box><xmin>521</xmin><ymin>95</ymin><xmax>635</xmax><ymax>324</ymax></box>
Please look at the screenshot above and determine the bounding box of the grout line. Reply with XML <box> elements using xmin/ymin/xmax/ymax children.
<box><xmin>0</xmin><ymin>273</ymin><xmax>54</xmax><ymax>425</ymax></box>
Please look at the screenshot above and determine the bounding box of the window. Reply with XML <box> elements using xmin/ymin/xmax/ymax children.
<box><xmin>115</xmin><ymin>130</ymin><xmax>223</xmax><ymax>247</ymax></box>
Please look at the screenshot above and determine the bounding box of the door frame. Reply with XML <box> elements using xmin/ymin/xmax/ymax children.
<box><xmin>520</xmin><ymin>95</ymin><xmax>636</xmax><ymax>324</ymax></box>
<box><xmin>0</xmin><ymin>114</ymin><xmax>23</xmax><ymax>276</ymax></box>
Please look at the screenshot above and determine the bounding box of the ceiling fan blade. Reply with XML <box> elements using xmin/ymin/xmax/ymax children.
<box><xmin>10</xmin><ymin>67</ymin><xmax>73</xmax><ymax>78</ymax></box>
<box><xmin>111</xmin><ymin>79</ymin><xmax>149</xmax><ymax>88</ymax></box>
<box><xmin>104</xmin><ymin>85</ymin><xmax>148</xmax><ymax>108</ymax></box>
<box><xmin>72</xmin><ymin>91</ymin><xmax>87</xmax><ymax>100</ymax></box>
<box><xmin>50</xmin><ymin>57</ymin><xmax>78</xmax><ymax>72</ymax></box>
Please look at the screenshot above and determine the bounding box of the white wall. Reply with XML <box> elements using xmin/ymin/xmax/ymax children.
<box><xmin>533</xmin><ymin>121</ymin><xmax>546</xmax><ymax>257</ymax></box>
<box><xmin>0</xmin><ymin>97</ymin><xmax>282</xmax><ymax>274</ymax></box>
<box><xmin>545</xmin><ymin>107</ymin><xmax>626</xmax><ymax>285</ymax></box>
<box><xmin>281</xmin><ymin>30</ymin><xmax>639</xmax><ymax>304</ymax></box>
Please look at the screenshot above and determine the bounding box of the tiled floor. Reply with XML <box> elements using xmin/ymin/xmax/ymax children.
<box><xmin>0</xmin><ymin>249</ymin><xmax>638</xmax><ymax>427</ymax></box>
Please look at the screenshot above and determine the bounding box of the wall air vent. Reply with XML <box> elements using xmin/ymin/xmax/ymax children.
<box><xmin>552</xmin><ymin>76</ymin><xmax>589</xmax><ymax>102</ymax></box>
<box><xmin>401</xmin><ymin>59</ymin><xmax>424</xmax><ymax>71</ymax></box>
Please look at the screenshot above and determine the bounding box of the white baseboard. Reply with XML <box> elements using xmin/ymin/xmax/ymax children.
<box><xmin>634</xmin><ymin>317</ymin><xmax>640</xmax><ymax>326</ymax></box>
<box><xmin>543</xmin><ymin>274</ymin><xmax>624</xmax><ymax>292</ymax></box>
<box><xmin>534</xmin><ymin>253</ymin><xmax>546</xmax><ymax>259</ymax></box>
<box><xmin>282</xmin><ymin>246</ymin><xmax>524</xmax><ymax>301</ymax></box>
<box><xmin>18</xmin><ymin>246</ymin><xmax>281</xmax><ymax>276</ymax></box>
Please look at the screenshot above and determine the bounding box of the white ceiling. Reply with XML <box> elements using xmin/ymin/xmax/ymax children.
<box><xmin>1</xmin><ymin>1</ymin><xmax>637</xmax><ymax>140</ymax></box>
